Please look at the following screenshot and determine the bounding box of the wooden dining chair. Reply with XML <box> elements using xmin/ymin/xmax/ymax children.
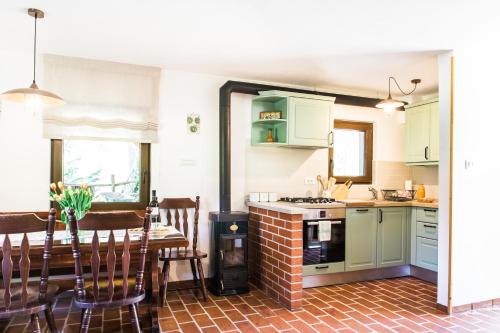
<box><xmin>158</xmin><ymin>196</ymin><xmax>208</xmax><ymax>305</ymax></box>
<box><xmin>67</xmin><ymin>209</ymin><xmax>151</xmax><ymax>333</ymax></box>
<box><xmin>0</xmin><ymin>209</ymin><xmax>58</xmax><ymax>333</ymax></box>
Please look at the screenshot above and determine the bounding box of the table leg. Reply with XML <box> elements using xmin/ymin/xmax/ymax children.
<box><xmin>150</xmin><ymin>249</ymin><xmax>160</xmax><ymax>333</ymax></box>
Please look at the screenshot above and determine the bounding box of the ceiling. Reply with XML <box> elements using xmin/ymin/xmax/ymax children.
<box><xmin>0</xmin><ymin>0</ymin><xmax>495</xmax><ymax>98</ymax></box>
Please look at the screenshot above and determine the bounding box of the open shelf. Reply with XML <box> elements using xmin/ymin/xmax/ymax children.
<box><xmin>252</xmin><ymin>142</ymin><xmax>288</xmax><ymax>147</ymax></box>
<box><xmin>252</xmin><ymin>119</ymin><xmax>287</xmax><ymax>126</ymax></box>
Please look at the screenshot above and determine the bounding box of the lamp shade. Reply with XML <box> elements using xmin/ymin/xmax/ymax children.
<box><xmin>375</xmin><ymin>95</ymin><xmax>404</xmax><ymax>112</ymax></box>
<box><xmin>1</xmin><ymin>82</ymin><xmax>65</xmax><ymax>108</ymax></box>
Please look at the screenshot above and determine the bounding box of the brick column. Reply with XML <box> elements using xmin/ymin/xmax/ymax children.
<box><xmin>248</xmin><ymin>206</ymin><xmax>303</xmax><ymax>310</ymax></box>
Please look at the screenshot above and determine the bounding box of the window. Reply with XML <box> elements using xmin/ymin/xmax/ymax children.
<box><xmin>329</xmin><ymin>120</ymin><xmax>373</xmax><ymax>184</ymax></box>
<box><xmin>51</xmin><ymin>139</ymin><xmax>150</xmax><ymax>210</ymax></box>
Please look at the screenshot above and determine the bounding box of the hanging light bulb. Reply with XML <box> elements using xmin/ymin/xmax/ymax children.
<box><xmin>376</xmin><ymin>77</ymin><xmax>420</xmax><ymax>113</ymax></box>
<box><xmin>0</xmin><ymin>9</ymin><xmax>64</xmax><ymax>109</ymax></box>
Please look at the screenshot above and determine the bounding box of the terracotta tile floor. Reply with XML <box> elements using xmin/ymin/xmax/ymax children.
<box><xmin>2</xmin><ymin>277</ymin><xmax>500</xmax><ymax>332</ymax></box>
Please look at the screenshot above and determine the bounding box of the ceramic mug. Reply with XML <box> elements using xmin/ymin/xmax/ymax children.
<box><xmin>249</xmin><ymin>192</ymin><xmax>260</xmax><ymax>202</ymax></box>
<box><xmin>268</xmin><ymin>192</ymin><xmax>278</xmax><ymax>202</ymax></box>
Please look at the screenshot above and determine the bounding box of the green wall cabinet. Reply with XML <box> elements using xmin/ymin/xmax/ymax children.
<box><xmin>405</xmin><ymin>98</ymin><xmax>439</xmax><ymax>165</ymax></box>
<box><xmin>377</xmin><ymin>208</ymin><xmax>407</xmax><ymax>268</ymax></box>
<box><xmin>288</xmin><ymin>97</ymin><xmax>334</xmax><ymax>148</ymax></box>
<box><xmin>345</xmin><ymin>208</ymin><xmax>378</xmax><ymax>271</ymax></box>
<box><xmin>251</xmin><ymin>91</ymin><xmax>335</xmax><ymax>149</ymax></box>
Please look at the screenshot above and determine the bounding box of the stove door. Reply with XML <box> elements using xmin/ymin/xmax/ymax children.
<box><xmin>219</xmin><ymin>234</ymin><xmax>247</xmax><ymax>268</ymax></box>
<box><xmin>218</xmin><ymin>234</ymin><xmax>248</xmax><ymax>291</ymax></box>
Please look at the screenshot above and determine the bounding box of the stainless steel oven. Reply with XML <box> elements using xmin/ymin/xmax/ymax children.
<box><xmin>302</xmin><ymin>208</ymin><xmax>346</xmax><ymax>275</ymax></box>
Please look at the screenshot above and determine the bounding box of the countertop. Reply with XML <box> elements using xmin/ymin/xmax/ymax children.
<box><xmin>341</xmin><ymin>199</ymin><xmax>439</xmax><ymax>209</ymax></box>
<box><xmin>247</xmin><ymin>199</ymin><xmax>438</xmax><ymax>214</ymax></box>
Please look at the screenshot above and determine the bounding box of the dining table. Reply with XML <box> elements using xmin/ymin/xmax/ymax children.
<box><xmin>0</xmin><ymin>226</ymin><xmax>188</xmax><ymax>333</ymax></box>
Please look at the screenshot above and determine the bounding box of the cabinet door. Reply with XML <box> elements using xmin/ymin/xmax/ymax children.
<box><xmin>377</xmin><ymin>208</ymin><xmax>407</xmax><ymax>268</ymax></box>
<box><xmin>288</xmin><ymin>97</ymin><xmax>333</xmax><ymax>148</ymax></box>
<box><xmin>416</xmin><ymin>237</ymin><xmax>438</xmax><ymax>272</ymax></box>
<box><xmin>345</xmin><ymin>208</ymin><xmax>378</xmax><ymax>271</ymax></box>
<box><xmin>406</xmin><ymin>104</ymin><xmax>430</xmax><ymax>163</ymax></box>
<box><xmin>429</xmin><ymin>102</ymin><xmax>440</xmax><ymax>161</ymax></box>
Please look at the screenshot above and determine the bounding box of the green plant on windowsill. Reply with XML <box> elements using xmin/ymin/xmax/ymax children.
<box><xmin>49</xmin><ymin>181</ymin><xmax>93</xmax><ymax>227</ymax></box>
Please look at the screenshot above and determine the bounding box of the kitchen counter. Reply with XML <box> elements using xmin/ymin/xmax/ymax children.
<box><xmin>246</xmin><ymin>201</ymin><xmax>308</xmax><ymax>214</ymax></box>
<box><xmin>341</xmin><ymin>199</ymin><xmax>439</xmax><ymax>209</ymax></box>
<box><xmin>247</xmin><ymin>199</ymin><xmax>438</xmax><ymax>212</ymax></box>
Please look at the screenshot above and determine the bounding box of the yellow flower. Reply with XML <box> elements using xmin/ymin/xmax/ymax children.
<box><xmin>54</xmin><ymin>194</ymin><xmax>62</xmax><ymax>201</ymax></box>
<box><xmin>50</xmin><ymin>183</ymin><xmax>57</xmax><ymax>191</ymax></box>
<box><xmin>80</xmin><ymin>183</ymin><xmax>88</xmax><ymax>190</ymax></box>
<box><xmin>57</xmin><ymin>181</ymin><xmax>64</xmax><ymax>191</ymax></box>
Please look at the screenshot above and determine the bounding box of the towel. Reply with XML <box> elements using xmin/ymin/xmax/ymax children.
<box><xmin>318</xmin><ymin>220</ymin><xmax>332</xmax><ymax>242</ymax></box>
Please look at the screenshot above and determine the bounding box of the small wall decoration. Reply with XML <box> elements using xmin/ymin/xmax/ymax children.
<box><xmin>259</xmin><ymin>111</ymin><xmax>282</xmax><ymax>120</ymax></box>
<box><xmin>187</xmin><ymin>113</ymin><xmax>200</xmax><ymax>134</ymax></box>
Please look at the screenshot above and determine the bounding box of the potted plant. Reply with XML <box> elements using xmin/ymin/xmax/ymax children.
<box><xmin>49</xmin><ymin>181</ymin><xmax>93</xmax><ymax>230</ymax></box>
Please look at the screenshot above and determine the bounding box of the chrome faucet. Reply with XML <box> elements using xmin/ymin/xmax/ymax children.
<box><xmin>368</xmin><ymin>186</ymin><xmax>378</xmax><ymax>200</ymax></box>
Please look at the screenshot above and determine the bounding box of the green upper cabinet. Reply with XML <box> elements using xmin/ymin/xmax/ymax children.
<box><xmin>429</xmin><ymin>102</ymin><xmax>440</xmax><ymax>161</ymax></box>
<box><xmin>405</xmin><ymin>98</ymin><xmax>439</xmax><ymax>165</ymax></box>
<box><xmin>345</xmin><ymin>208</ymin><xmax>378</xmax><ymax>271</ymax></box>
<box><xmin>288</xmin><ymin>97</ymin><xmax>334</xmax><ymax>148</ymax></box>
<box><xmin>377</xmin><ymin>208</ymin><xmax>407</xmax><ymax>268</ymax></box>
<box><xmin>251</xmin><ymin>91</ymin><xmax>335</xmax><ymax>149</ymax></box>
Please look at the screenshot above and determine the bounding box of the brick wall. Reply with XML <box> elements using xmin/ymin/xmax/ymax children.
<box><xmin>248</xmin><ymin>206</ymin><xmax>303</xmax><ymax>310</ymax></box>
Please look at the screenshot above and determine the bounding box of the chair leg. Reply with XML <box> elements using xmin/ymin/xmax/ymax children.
<box><xmin>190</xmin><ymin>259</ymin><xmax>198</xmax><ymax>285</ymax></box>
<box><xmin>196</xmin><ymin>259</ymin><xmax>208</xmax><ymax>302</ymax></box>
<box><xmin>128</xmin><ymin>303</ymin><xmax>141</xmax><ymax>333</ymax></box>
<box><xmin>30</xmin><ymin>314</ymin><xmax>42</xmax><ymax>333</ymax></box>
<box><xmin>80</xmin><ymin>308</ymin><xmax>92</xmax><ymax>333</ymax></box>
<box><xmin>161</xmin><ymin>261</ymin><xmax>170</xmax><ymax>307</ymax></box>
<box><xmin>45</xmin><ymin>305</ymin><xmax>58</xmax><ymax>333</ymax></box>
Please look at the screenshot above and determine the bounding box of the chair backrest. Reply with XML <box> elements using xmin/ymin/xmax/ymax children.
<box><xmin>67</xmin><ymin>209</ymin><xmax>151</xmax><ymax>300</ymax></box>
<box><xmin>158</xmin><ymin>196</ymin><xmax>200</xmax><ymax>252</ymax></box>
<box><xmin>0</xmin><ymin>209</ymin><xmax>56</xmax><ymax>308</ymax></box>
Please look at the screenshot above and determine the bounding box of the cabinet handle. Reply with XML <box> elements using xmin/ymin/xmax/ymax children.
<box><xmin>425</xmin><ymin>146</ymin><xmax>429</xmax><ymax>160</ymax></box>
<box><xmin>423</xmin><ymin>224</ymin><xmax>437</xmax><ymax>229</ymax></box>
<box><xmin>315</xmin><ymin>265</ymin><xmax>329</xmax><ymax>270</ymax></box>
<box><xmin>220</xmin><ymin>250</ymin><xmax>224</xmax><ymax>262</ymax></box>
<box><xmin>328</xmin><ymin>131</ymin><xmax>334</xmax><ymax>146</ymax></box>
<box><xmin>356</xmin><ymin>209</ymin><xmax>369</xmax><ymax>212</ymax></box>
<box><xmin>423</xmin><ymin>209</ymin><xmax>436</xmax><ymax>213</ymax></box>
<box><xmin>379</xmin><ymin>210</ymin><xmax>383</xmax><ymax>223</ymax></box>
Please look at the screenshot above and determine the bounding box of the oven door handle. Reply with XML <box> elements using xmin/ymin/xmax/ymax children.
<box><xmin>306</xmin><ymin>220</ymin><xmax>343</xmax><ymax>226</ymax></box>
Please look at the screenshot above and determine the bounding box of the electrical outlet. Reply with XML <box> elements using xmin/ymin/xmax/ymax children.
<box><xmin>304</xmin><ymin>177</ymin><xmax>316</xmax><ymax>185</ymax></box>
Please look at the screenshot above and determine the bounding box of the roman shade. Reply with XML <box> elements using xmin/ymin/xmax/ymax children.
<box><xmin>42</xmin><ymin>54</ymin><xmax>161</xmax><ymax>142</ymax></box>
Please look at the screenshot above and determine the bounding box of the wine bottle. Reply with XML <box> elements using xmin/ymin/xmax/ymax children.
<box><xmin>149</xmin><ymin>189</ymin><xmax>159</xmax><ymax>228</ymax></box>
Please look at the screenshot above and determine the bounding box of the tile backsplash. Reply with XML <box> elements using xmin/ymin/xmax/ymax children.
<box><xmin>348</xmin><ymin>161</ymin><xmax>439</xmax><ymax>199</ymax></box>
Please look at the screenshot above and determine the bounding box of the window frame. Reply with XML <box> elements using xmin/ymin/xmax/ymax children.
<box><xmin>50</xmin><ymin>139</ymin><xmax>151</xmax><ymax>211</ymax></box>
<box><xmin>328</xmin><ymin>120</ymin><xmax>373</xmax><ymax>184</ymax></box>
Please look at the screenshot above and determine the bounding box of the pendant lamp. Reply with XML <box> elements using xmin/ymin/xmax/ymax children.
<box><xmin>376</xmin><ymin>77</ymin><xmax>420</xmax><ymax>113</ymax></box>
<box><xmin>0</xmin><ymin>8</ymin><xmax>64</xmax><ymax>108</ymax></box>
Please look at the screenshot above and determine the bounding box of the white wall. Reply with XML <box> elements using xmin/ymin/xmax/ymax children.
<box><xmin>437</xmin><ymin>52</ymin><xmax>452</xmax><ymax>308</ymax></box>
<box><xmin>151</xmin><ymin>70</ymin><xmax>226</xmax><ymax>280</ymax></box>
<box><xmin>449</xmin><ymin>45</ymin><xmax>500</xmax><ymax>307</ymax></box>
<box><xmin>0</xmin><ymin>50</ymin><xmax>51</xmax><ymax>212</ymax></box>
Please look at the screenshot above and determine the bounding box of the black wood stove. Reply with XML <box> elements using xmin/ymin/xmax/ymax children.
<box><xmin>208</xmin><ymin>211</ymin><xmax>249</xmax><ymax>296</ymax></box>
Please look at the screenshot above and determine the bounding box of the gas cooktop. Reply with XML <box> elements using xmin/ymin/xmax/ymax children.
<box><xmin>279</xmin><ymin>197</ymin><xmax>346</xmax><ymax>209</ymax></box>
<box><xmin>280</xmin><ymin>197</ymin><xmax>336</xmax><ymax>204</ymax></box>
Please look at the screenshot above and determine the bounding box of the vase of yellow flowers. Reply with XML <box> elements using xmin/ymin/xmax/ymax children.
<box><xmin>49</xmin><ymin>181</ymin><xmax>93</xmax><ymax>230</ymax></box>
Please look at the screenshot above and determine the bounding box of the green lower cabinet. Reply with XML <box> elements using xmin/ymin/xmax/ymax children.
<box><xmin>345</xmin><ymin>208</ymin><xmax>378</xmax><ymax>271</ymax></box>
<box><xmin>416</xmin><ymin>237</ymin><xmax>438</xmax><ymax>272</ymax></box>
<box><xmin>377</xmin><ymin>208</ymin><xmax>407</xmax><ymax>268</ymax></box>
